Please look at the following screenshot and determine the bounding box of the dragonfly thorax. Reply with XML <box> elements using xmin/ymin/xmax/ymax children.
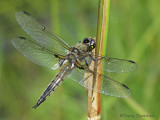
<box><xmin>67</xmin><ymin>52</ymin><xmax>78</xmax><ymax>64</ymax></box>
<box><xmin>65</xmin><ymin>37</ymin><xmax>96</xmax><ymax>68</ymax></box>
<box><xmin>67</xmin><ymin>47</ymin><xmax>84</xmax><ymax>65</ymax></box>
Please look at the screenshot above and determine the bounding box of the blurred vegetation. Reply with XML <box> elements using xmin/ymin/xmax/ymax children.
<box><xmin>0</xmin><ymin>0</ymin><xmax>160</xmax><ymax>120</ymax></box>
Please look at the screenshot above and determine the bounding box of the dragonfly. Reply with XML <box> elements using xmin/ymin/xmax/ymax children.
<box><xmin>12</xmin><ymin>11</ymin><xmax>137</xmax><ymax>109</ymax></box>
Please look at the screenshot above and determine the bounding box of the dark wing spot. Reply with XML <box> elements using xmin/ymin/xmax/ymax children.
<box><xmin>23</xmin><ymin>11</ymin><xmax>30</xmax><ymax>16</ymax></box>
<box><xmin>122</xmin><ymin>84</ymin><xmax>129</xmax><ymax>89</ymax></box>
<box><xmin>129</xmin><ymin>60</ymin><xmax>135</xmax><ymax>63</ymax></box>
<box><xmin>54</xmin><ymin>54</ymin><xmax>59</xmax><ymax>58</ymax></box>
<box><xmin>19</xmin><ymin>36</ymin><xmax>26</xmax><ymax>39</ymax></box>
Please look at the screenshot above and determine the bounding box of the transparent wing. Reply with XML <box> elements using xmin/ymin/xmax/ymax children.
<box><xmin>68</xmin><ymin>68</ymin><xmax>131</xmax><ymax>98</ymax></box>
<box><xmin>12</xmin><ymin>37</ymin><xmax>64</xmax><ymax>70</ymax></box>
<box><xmin>88</xmin><ymin>55</ymin><xmax>138</xmax><ymax>73</ymax></box>
<box><xmin>15</xmin><ymin>11</ymin><xmax>71</xmax><ymax>56</ymax></box>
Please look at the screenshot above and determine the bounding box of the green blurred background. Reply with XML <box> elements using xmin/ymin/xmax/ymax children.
<box><xmin>0</xmin><ymin>0</ymin><xmax>160</xmax><ymax>120</ymax></box>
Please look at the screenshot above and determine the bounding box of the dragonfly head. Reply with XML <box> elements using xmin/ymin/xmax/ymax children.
<box><xmin>83</xmin><ymin>37</ymin><xmax>96</xmax><ymax>51</ymax></box>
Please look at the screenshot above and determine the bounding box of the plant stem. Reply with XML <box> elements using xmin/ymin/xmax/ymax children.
<box><xmin>86</xmin><ymin>0</ymin><xmax>110</xmax><ymax>119</ymax></box>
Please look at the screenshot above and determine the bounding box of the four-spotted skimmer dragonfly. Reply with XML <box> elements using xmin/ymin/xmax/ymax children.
<box><xmin>12</xmin><ymin>11</ymin><xmax>137</xmax><ymax>108</ymax></box>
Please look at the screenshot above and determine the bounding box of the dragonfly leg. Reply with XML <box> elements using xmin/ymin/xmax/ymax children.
<box><xmin>89</xmin><ymin>54</ymin><xmax>101</xmax><ymax>62</ymax></box>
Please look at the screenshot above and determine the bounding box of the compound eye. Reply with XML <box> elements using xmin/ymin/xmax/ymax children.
<box><xmin>90</xmin><ymin>39</ymin><xmax>96</xmax><ymax>50</ymax></box>
<box><xmin>83</xmin><ymin>38</ymin><xmax>90</xmax><ymax>43</ymax></box>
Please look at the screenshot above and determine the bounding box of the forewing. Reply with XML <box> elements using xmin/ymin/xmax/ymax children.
<box><xmin>89</xmin><ymin>55</ymin><xmax>137</xmax><ymax>73</ymax></box>
<box><xmin>15</xmin><ymin>11</ymin><xmax>71</xmax><ymax>56</ymax></box>
<box><xmin>12</xmin><ymin>37</ymin><xmax>63</xmax><ymax>70</ymax></box>
<box><xmin>68</xmin><ymin>68</ymin><xmax>131</xmax><ymax>98</ymax></box>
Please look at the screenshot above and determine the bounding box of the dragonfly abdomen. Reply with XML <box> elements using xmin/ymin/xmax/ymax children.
<box><xmin>33</xmin><ymin>63</ymin><xmax>72</xmax><ymax>109</ymax></box>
